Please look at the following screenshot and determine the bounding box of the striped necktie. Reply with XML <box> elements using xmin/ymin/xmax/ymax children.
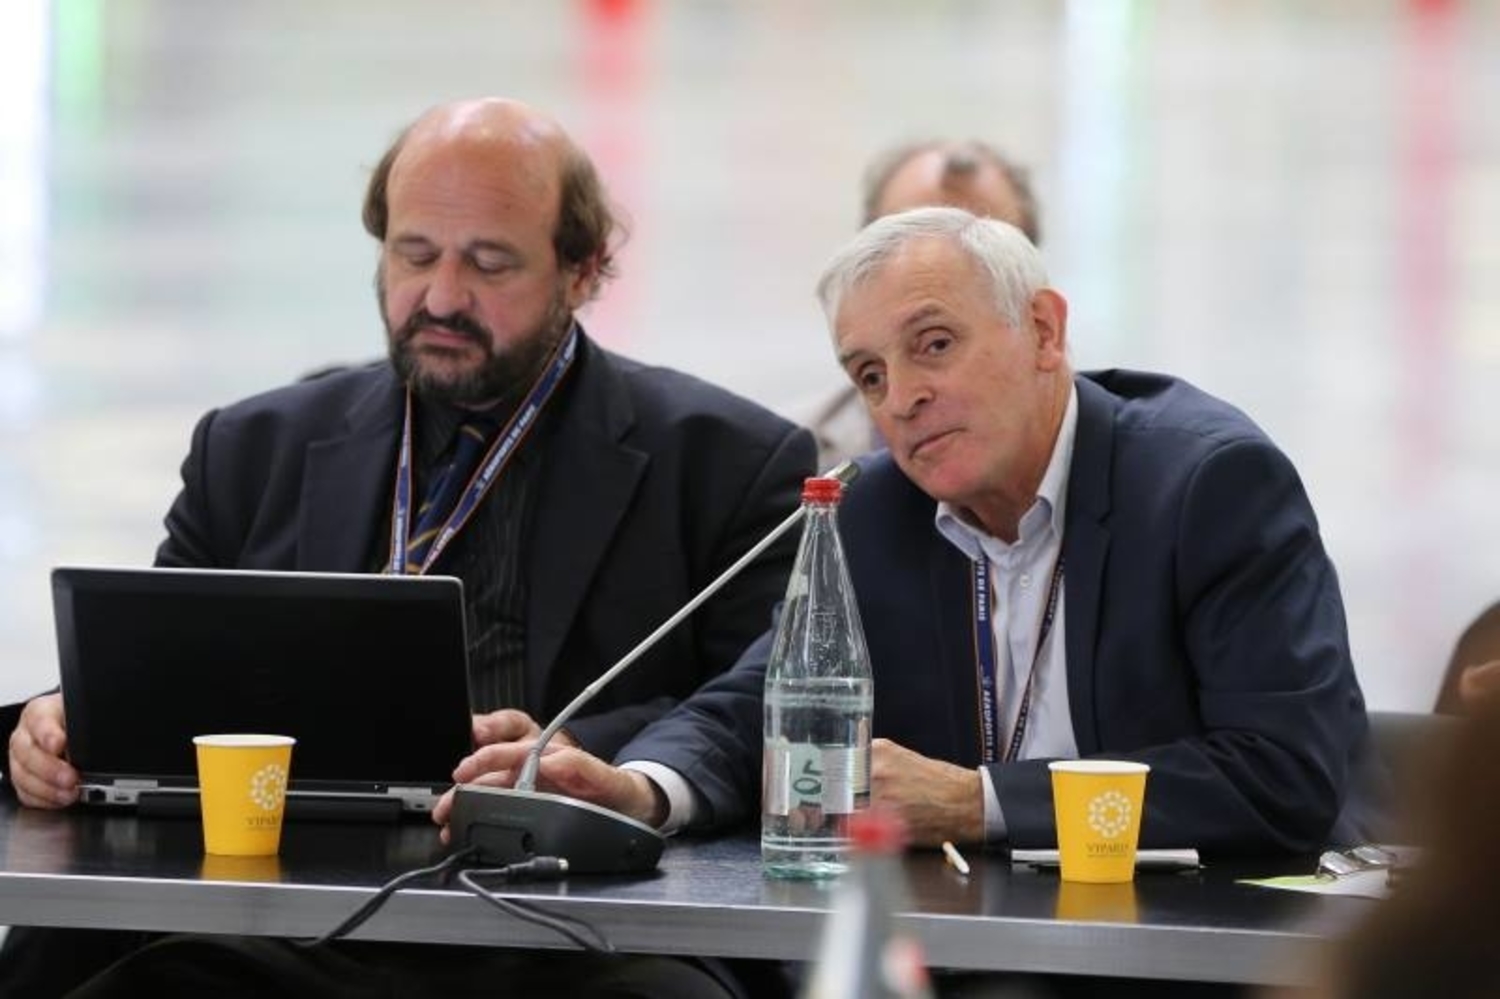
<box><xmin>404</xmin><ymin>415</ymin><xmax>498</xmax><ymax>571</ymax></box>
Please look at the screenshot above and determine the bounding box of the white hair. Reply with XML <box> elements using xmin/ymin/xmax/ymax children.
<box><xmin>815</xmin><ymin>206</ymin><xmax>1048</xmax><ymax>328</ymax></box>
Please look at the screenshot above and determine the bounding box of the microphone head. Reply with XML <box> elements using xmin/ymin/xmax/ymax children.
<box><xmin>823</xmin><ymin>459</ymin><xmax>862</xmax><ymax>488</ymax></box>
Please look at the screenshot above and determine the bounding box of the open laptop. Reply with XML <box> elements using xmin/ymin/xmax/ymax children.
<box><xmin>53</xmin><ymin>566</ymin><xmax>475</xmax><ymax>819</ymax></box>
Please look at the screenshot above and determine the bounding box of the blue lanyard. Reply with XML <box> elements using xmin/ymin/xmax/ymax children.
<box><xmin>972</xmin><ymin>552</ymin><xmax>1065</xmax><ymax>764</ymax></box>
<box><xmin>386</xmin><ymin>325</ymin><xmax>578</xmax><ymax>575</ymax></box>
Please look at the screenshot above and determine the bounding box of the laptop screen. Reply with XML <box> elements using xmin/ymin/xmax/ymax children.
<box><xmin>53</xmin><ymin>567</ymin><xmax>474</xmax><ymax>802</ymax></box>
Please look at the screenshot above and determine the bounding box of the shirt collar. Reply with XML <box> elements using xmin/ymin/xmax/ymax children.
<box><xmin>413</xmin><ymin>394</ymin><xmax>524</xmax><ymax>469</ymax></box>
<box><xmin>934</xmin><ymin>383</ymin><xmax>1079</xmax><ymax>561</ymax></box>
<box><xmin>414</xmin><ymin>397</ymin><xmax>465</xmax><ymax>467</ymax></box>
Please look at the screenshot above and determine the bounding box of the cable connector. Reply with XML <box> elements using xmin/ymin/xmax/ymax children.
<box><xmin>503</xmin><ymin>856</ymin><xmax>569</xmax><ymax>881</ymax></box>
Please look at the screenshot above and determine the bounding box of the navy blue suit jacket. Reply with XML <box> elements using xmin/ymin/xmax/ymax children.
<box><xmin>1</xmin><ymin>333</ymin><xmax>815</xmax><ymax>774</ymax></box>
<box><xmin>619</xmin><ymin>370</ymin><xmax>1370</xmax><ymax>854</ymax></box>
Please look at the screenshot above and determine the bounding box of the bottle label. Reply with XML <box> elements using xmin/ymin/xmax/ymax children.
<box><xmin>763</xmin><ymin>740</ymin><xmax>866</xmax><ymax>816</ymax></box>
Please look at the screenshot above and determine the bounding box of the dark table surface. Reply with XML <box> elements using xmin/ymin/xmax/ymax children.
<box><xmin>0</xmin><ymin>797</ymin><xmax>1374</xmax><ymax>985</ymax></box>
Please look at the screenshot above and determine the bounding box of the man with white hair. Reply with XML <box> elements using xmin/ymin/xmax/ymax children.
<box><xmin>447</xmin><ymin>206</ymin><xmax>1372</xmax><ymax>856</ymax></box>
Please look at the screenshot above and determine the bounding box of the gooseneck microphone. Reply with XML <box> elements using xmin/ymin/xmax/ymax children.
<box><xmin>449</xmin><ymin>460</ymin><xmax>861</xmax><ymax>874</ymax></box>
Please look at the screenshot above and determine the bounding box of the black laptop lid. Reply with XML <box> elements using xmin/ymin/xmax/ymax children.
<box><xmin>53</xmin><ymin>567</ymin><xmax>474</xmax><ymax>795</ymax></box>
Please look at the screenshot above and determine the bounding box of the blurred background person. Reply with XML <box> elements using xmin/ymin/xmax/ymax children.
<box><xmin>797</xmin><ymin>139</ymin><xmax>1043</xmax><ymax>469</ymax></box>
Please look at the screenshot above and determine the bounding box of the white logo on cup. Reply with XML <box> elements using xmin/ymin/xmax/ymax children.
<box><xmin>1086</xmin><ymin>790</ymin><xmax>1132</xmax><ymax>839</ymax></box>
<box><xmin>248</xmin><ymin>764</ymin><xmax>288</xmax><ymax>812</ymax></box>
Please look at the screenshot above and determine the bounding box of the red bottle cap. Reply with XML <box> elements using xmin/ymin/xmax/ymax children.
<box><xmin>848</xmin><ymin>808</ymin><xmax>908</xmax><ymax>855</ymax></box>
<box><xmin>802</xmin><ymin>477</ymin><xmax>843</xmax><ymax>503</ymax></box>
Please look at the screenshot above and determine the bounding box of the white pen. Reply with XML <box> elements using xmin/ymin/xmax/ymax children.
<box><xmin>942</xmin><ymin>840</ymin><xmax>971</xmax><ymax>876</ymax></box>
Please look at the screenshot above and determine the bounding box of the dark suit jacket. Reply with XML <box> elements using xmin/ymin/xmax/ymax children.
<box><xmin>619</xmin><ymin>370</ymin><xmax>1370</xmax><ymax>855</ymax></box>
<box><xmin>2</xmin><ymin>333</ymin><xmax>814</xmax><ymax>773</ymax></box>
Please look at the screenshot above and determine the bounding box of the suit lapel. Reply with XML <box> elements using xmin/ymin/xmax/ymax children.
<box><xmin>525</xmin><ymin>338</ymin><xmax>647</xmax><ymax>701</ymax></box>
<box><xmin>299</xmin><ymin>369</ymin><xmax>405</xmax><ymax>571</ymax></box>
<box><xmin>1063</xmin><ymin>376</ymin><xmax>1116</xmax><ymax>756</ymax></box>
<box><xmin>927</xmin><ymin>524</ymin><xmax>983</xmax><ymax>766</ymax></box>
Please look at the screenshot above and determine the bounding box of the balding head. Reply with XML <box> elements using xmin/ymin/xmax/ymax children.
<box><xmin>364</xmin><ymin>98</ymin><xmax>618</xmax><ymax>299</ymax></box>
<box><xmin>409</xmin><ymin>97</ymin><xmax>565</xmax><ymax>150</ymax></box>
<box><xmin>862</xmin><ymin>140</ymin><xmax>1040</xmax><ymax>245</ymax></box>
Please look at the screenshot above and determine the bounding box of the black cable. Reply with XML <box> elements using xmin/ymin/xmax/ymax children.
<box><xmin>301</xmin><ymin>850</ymin><xmax>612</xmax><ymax>955</ymax></box>
<box><xmin>456</xmin><ymin>866</ymin><xmax>616</xmax><ymax>954</ymax></box>
<box><xmin>299</xmin><ymin>846</ymin><xmax>479</xmax><ymax>948</ymax></box>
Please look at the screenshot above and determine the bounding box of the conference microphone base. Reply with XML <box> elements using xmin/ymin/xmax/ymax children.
<box><xmin>449</xmin><ymin>784</ymin><xmax>665</xmax><ymax>875</ymax></box>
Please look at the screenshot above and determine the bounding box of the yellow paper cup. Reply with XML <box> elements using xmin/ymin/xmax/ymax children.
<box><xmin>1048</xmin><ymin>760</ymin><xmax>1149</xmax><ymax>883</ymax></box>
<box><xmin>194</xmin><ymin>734</ymin><xmax>295</xmax><ymax>857</ymax></box>
<box><xmin>1054</xmin><ymin>880</ymin><xmax>1139</xmax><ymax>922</ymax></box>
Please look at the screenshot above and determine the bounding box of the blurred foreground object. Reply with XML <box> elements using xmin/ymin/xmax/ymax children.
<box><xmin>1321</xmin><ymin>685</ymin><xmax>1500</xmax><ymax>998</ymax></box>
<box><xmin>801</xmin><ymin>809</ymin><xmax>932</xmax><ymax>999</ymax></box>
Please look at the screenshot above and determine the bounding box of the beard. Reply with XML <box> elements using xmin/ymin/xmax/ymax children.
<box><xmin>380</xmin><ymin>271</ymin><xmax>574</xmax><ymax>409</ymax></box>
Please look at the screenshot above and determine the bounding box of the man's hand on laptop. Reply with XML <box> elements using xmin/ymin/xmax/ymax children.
<box><xmin>432</xmin><ymin>740</ymin><xmax>665</xmax><ymax>844</ymax></box>
<box><xmin>8</xmin><ymin>693</ymin><xmax>80</xmax><ymax>809</ymax></box>
<box><xmin>471</xmin><ymin>709</ymin><xmax>579</xmax><ymax>751</ymax></box>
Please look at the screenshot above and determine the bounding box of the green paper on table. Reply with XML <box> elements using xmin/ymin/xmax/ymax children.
<box><xmin>1238</xmin><ymin>869</ymin><xmax>1391</xmax><ymax>899</ymax></box>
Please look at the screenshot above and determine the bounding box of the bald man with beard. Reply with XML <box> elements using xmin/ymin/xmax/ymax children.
<box><xmin>1</xmin><ymin>97</ymin><xmax>812</xmax><ymax>999</ymax></box>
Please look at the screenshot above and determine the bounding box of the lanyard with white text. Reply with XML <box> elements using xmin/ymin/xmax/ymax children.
<box><xmin>972</xmin><ymin>552</ymin><xmax>1065</xmax><ymax>764</ymax></box>
<box><xmin>386</xmin><ymin>325</ymin><xmax>578</xmax><ymax>575</ymax></box>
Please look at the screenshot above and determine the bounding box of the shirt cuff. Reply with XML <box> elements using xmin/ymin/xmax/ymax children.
<box><xmin>980</xmin><ymin>765</ymin><xmax>1008</xmax><ymax>841</ymax></box>
<box><xmin>619</xmin><ymin>760</ymin><xmax>700</xmax><ymax>835</ymax></box>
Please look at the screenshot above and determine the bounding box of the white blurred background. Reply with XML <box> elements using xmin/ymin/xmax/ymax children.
<box><xmin>1</xmin><ymin>0</ymin><xmax>1496</xmax><ymax>710</ymax></box>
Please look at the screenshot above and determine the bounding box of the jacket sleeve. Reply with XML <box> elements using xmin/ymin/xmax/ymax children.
<box><xmin>154</xmin><ymin>408</ymin><xmax>225</xmax><ymax>569</ymax></box>
<box><xmin>994</xmin><ymin>436</ymin><xmax>1365</xmax><ymax>855</ymax></box>
<box><xmin>611</xmin><ymin>628</ymin><xmax>772</xmax><ymax>831</ymax></box>
<box><xmin>0</xmin><ymin>699</ymin><xmax>24</xmax><ymax>790</ymax></box>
